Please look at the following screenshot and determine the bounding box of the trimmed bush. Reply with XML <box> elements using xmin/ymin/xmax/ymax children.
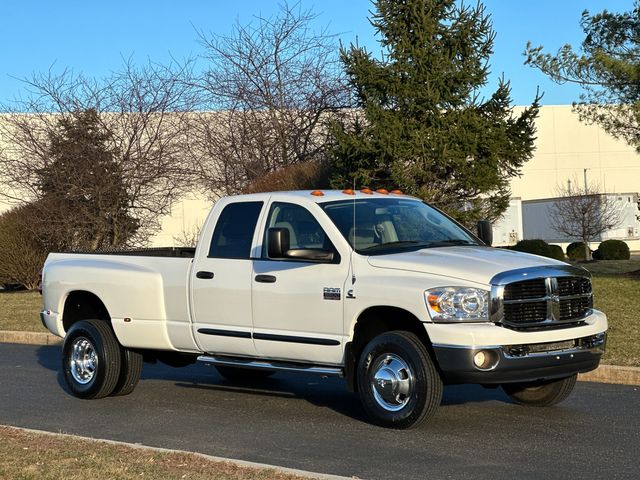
<box><xmin>594</xmin><ymin>240</ymin><xmax>630</xmax><ymax>260</ymax></box>
<box><xmin>567</xmin><ymin>242</ymin><xmax>590</xmax><ymax>261</ymax></box>
<box><xmin>511</xmin><ymin>239</ymin><xmax>552</xmax><ymax>258</ymax></box>
<box><xmin>0</xmin><ymin>204</ymin><xmax>49</xmax><ymax>290</ymax></box>
<box><xmin>548</xmin><ymin>244</ymin><xmax>565</xmax><ymax>261</ymax></box>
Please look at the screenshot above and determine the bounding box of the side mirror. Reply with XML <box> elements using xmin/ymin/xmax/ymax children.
<box><xmin>267</xmin><ymin>228</ymin><xmax>290</xmax><ymax>258</ymax></box>
<box><xmin>477</xmin><ymin>220</ymin><xmax>493</xmax><ymax>246</ymax></box>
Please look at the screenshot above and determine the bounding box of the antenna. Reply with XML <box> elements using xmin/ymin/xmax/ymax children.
<box><xmin>351</xmin><ymin>176</ymin><xmax>357</xmax><ymax>285</ymax></box>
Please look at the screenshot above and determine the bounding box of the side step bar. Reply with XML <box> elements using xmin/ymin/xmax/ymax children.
<box><xmin>197</xmin><ymin>355</ymin><xmax>344</xmax><ymax>377</ymax></box>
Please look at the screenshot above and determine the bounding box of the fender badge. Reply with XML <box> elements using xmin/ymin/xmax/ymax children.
<box><xmin>323</xmin><ymin>287</ymin><xmax>341</xmax><ymax>300</ymax></box>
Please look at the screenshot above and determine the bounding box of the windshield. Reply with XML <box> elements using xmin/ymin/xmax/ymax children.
<box><xmin>320</xmin><ymin>198</ymin><xmax>479</xmax><ymax>255</ymax></box>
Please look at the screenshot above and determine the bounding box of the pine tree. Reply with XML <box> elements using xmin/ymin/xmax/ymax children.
<box><xmin>526</xmin><ymin>2</ymin><xmax>640</xmax><ymax>151</ymax></box>
<box><xmin>37</xmin><ymin>109</ymin><xmax>138</xmax><ymax>250</ymax></box>
<box><xmin>330</xmin><ymin>0</ymin><xmax>540</xmax><ymax>224</ymax></box>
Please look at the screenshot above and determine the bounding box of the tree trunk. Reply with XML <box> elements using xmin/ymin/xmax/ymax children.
<box><xmin>583</xmin><ymin>240</ymin><xmax>591</xmax><ymax>261</ymax></box>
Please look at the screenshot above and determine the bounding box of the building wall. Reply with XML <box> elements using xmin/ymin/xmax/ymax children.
<box><xmin>510</xmin><ymin>105</ymin><xmax>640</xmax><ymax>200</ymax></box>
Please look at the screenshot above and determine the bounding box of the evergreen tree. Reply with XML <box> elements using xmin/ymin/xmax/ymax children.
<box><xmin>526</xmin><ymin>2</ymin><xmax>640</xmax><ymax>151</ymax></box>
<box><xmin>37</xmin><ymin>109</ymin><xmax>138</xmax><ymax>250</ymax></box>
<box><xmin>330</xmin><ymin>0</ymin><xmax>540</xmax><ymax>223</ymax></box>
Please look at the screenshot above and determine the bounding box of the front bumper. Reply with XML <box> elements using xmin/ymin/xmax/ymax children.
<box><xmin>433</xmin><ymin>332</ymin><xmax>606</xmax><ymax>384</ymax></box>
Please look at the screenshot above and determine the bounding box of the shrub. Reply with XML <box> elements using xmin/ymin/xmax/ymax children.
<box><xmin>0</xmin><ymin>204</ymin><xmax>49</xmax><ymax>290</ymax></box>
<box><xmin>548</xmin><ymin>244</ymin><xmax>565</xmax><ymax>261</ymax></box>
<box><xmin>243</xmin><ymin>161</ymin><xmax>332</xmax><ymax>194</ymax></box>
<box><xmin>594</xmin><ymin>240</ymin><xmax>630</xmax><ymax>260</ymax></box>
<box><xmin>511</xmin><ymin>239</ymin><xmax>552</xmax><ymax>258</ymax></box>
<box><xmin>566</xmin><ymin>242</ymin><xmax>590</xmax><ymax>261</ymax></box>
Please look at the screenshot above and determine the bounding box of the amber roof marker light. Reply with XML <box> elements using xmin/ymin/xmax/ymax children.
<box><xmin>390</xmin><ymin>189</ymin><xmax>404</xmax><ymax>195</ymax></box>
<box><xmin>310</xmin><ymin>190</ymin><xmax>324</xmax><ymax>196</ymax></box>
<box><xmin>376</xmin><ymin>189</ymin><xmax>389</xmax><ymax>195</ymax></box>
<box><xmin>342</xmin><ymin>189</ymin><xmax>356</xmax><ymax>195</ymax></box>
<box><xmin>360</xmin><ymin>188</ymin><xmax>374</xmax><ymax>195</ymax></box>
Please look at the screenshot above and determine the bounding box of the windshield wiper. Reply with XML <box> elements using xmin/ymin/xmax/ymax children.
<box><xmin>426</xmin><ymin>239</ymin><xmax>477</xmax><ymax>247</ymax></box>
<box><xmin>358</xmin><ymin>241</ymin><xmax>428</xmax><ymax>252</ymax></box>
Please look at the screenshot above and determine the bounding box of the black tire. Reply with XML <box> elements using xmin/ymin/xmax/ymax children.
<box><xmin>62</xmin><ymin>319</ymin><xmax>122</xmax><ymax>399</ymax></box>
<box><xmin>357</xmin><ymin>331</ymin><xmax>443</xmax><ymax>429</ymax></box>
<box><xmin>215</xmin><ymin>366</ymin><xmax>275</xmax><ymax>382</ymax></box>
<box><xmin>110</xmin><ymin>348</ymin><xmax>143</xmax><ymax>397</ymax></box>
<box><xmin>502</xmin><ymin>374</ymin><xmax>577</xmax><ymax>407</ymax></box>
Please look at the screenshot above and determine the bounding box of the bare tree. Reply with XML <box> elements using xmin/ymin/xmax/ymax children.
<box><xmin>549</xmin><ymin>180</ymin><xmax>623</xmax><ymax>260</ymax></box>
<box><xmin>192</xmin><ymin>2</ymin><xmax>350</xmax><ymax>197</ymax></box>
<box><xmin>0</xmin><ymin>58</ymin><xmax>199</xmax><ymax>247</ymax></box>
<box><xmin>172</xmin><ymin>224</ymin><xmax>201</xmax><ymax>248</ymax></box>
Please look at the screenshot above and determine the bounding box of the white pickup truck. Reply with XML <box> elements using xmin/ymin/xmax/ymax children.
<box><xmin>41</xmin><ymin>190</ymin><xmax>607</xmax><ymax>429</ymax></box>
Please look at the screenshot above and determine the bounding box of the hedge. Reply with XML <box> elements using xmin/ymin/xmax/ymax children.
<box><xmin>594</xmin><ymin>240</ymin><xmax>630</xmax><ymax>260</ymax></box>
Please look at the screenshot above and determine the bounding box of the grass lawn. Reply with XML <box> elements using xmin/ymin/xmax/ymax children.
<box><xmin>575</xmin><ymin>259</ymin><xmax>640</xmax><ymax>367</ymax></box>
<box><xmin>1</xmin><ymin>260</ymin><xmax>638</xmax><ymax>366</ymax></box>
<box><xmin>0</xmin><ymin>426</ymin><xmax>311</xmax><ymax>480</ymax></box>
<box><xmin>0</xmin><ymin>290</ymin><xmax>45</xmax><ymax>332</ymax></box>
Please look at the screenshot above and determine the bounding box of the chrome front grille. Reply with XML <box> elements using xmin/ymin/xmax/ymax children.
<box><xmin>490</xmin><ymin>266</ymin><xmax>593</xmax><ymax>330</ymax></box>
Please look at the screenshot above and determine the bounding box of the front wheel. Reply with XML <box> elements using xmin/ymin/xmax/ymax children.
<box><xmin>502</xmin><ymin>375</ymin><xmax>577</xmax><ymax>406</ymax></box>
<box><xmin>62</xmin><ymin>320</ymin><xmax>122</xmax><ymax>399</ymax></box>
<box><xmin>357</xmin><ymin>331</ymin><xmax>443</xmax><ymax>429</ymax></box>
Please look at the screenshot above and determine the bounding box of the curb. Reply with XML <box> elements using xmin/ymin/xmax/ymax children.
<box><xmin>1</xmin><ymin>330</ymin><xmax>639</xmax><ymax>386</ymax></box>
<box><xmin>1</xmin><ymin>425</ymin><xmax>356</xmax><ymax>480</ymax></box>
<box><xmin>0</xmin><ymin>330</ymin><xmax>62</xmax><ymax>345</ymax></box>
<box><xmin>578</xmin><ymin>364</ymin><xmax>640</xmax><ymax>386</ymax></box>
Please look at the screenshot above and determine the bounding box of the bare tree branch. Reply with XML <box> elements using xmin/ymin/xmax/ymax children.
<box><xmin>191</xmin><ymin>2</ymin><xmax>351</xmax><ymax>198</ymax></box>
<box><xmin>549</xmin><ymin>178</ymin><xmax>623</xmax><ymax>260</ymax></box>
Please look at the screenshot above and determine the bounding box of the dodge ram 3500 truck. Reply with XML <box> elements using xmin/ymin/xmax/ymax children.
<box><xmin>41</xmin><ymin>190</ymin><xmax>607</xmax><ymax>429</ymax></box>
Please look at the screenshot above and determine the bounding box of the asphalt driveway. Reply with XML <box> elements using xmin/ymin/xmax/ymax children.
<box><xmin>0</xmin><ymin>343</ymin><xmax>638</xmax><ymax>480</ymax></box>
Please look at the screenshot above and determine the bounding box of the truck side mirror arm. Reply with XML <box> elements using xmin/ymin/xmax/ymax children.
<box><xmin>285</xmin><ymin>248</ymin><xmax>334</xmax><ymax>263</ymax></box>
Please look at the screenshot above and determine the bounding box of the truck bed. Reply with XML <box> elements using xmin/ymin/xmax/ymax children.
<box><xmin>61</xmin><ymin>247</ymin><xmax>196</xmax><ymax>258</ymax></box>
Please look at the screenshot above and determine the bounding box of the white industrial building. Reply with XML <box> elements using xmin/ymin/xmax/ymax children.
<box><xmin>490</xmin><ymin>106</ymin><xmax>640</xmax><ymax>250</ymax></box>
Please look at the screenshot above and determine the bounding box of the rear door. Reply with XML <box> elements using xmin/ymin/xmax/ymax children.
<box><xmin>190</xmin><ymin>200</ymin><xmax>265</xmax><ymax>355</ymax></box>
<box><xmin>251</xmin><ymin>200</ymin><xmax>351</xmax><ymax>364</ymax></box>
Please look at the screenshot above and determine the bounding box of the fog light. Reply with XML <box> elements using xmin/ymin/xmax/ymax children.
<box><xmin>473</xmin><ymin>349</ymin><xmax>499</xmax><ymax>370</ymax></box>
<box><xmin>473</xmin><ymin>351</ymin><xmax>487</xmax><ymax>368</ymax></box>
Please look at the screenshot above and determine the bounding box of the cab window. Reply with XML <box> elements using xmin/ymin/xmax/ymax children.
<box><xmin>208</xmin><ymin>201</ymin><xmax>263</xmax><ymax>259</ymax></box>
<box><xmin>263</xmin><ymin>202</ymin><xmax>338</xmax><ymax>261</ymax></box>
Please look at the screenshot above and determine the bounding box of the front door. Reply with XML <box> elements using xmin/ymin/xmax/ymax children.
<box><xmin>191</xmin><ymin>200</ymin><xmax>264</xmax><ymax>356</ymax></box>
<box><xmin>251</xmin><ymin>201</ymin><xmax>350</xmax><ymax>364</ymax></box>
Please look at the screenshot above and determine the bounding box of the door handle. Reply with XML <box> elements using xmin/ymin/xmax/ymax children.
<box><xmin>255</xmin><ymin>274</ymin><xmax>276</xmax><ymax>283</ymax></box>
<box><xmin>196</xmin><ymin>271</ymin><xmax>215</xmax><ymax>279</ymax></box>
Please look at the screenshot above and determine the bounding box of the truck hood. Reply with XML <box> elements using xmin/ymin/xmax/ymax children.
<box><xmin>366</xmin><ymin>246</ymin><xmax>564</xmax><ymax>286</ymax></box>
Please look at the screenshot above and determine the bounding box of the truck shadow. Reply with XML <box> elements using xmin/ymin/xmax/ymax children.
<box><xmin>36</xmin><ymin>344</ymin><xmax>511</xmax><ymax>423</ymax></box>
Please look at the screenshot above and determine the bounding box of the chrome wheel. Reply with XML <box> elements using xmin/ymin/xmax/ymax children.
<box><xmin>370</xmin><ymin>353</ymin><xmax>415</xmax><ymax>412</ymax></box>
<box><xmin>70</xmin><ymin>336</ymin><xmax>98</xmax><ymax>385</ymax></box>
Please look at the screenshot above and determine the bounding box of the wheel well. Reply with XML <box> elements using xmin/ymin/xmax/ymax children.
<box><xmin>62</xmin><ymin>291</ymin><xmax>111</xmax><ymax>333</ymax></box>
<box><xmin>346</xmin><ymin>306</ymin><xmax>434</xmax><ymax>392</ymax></box>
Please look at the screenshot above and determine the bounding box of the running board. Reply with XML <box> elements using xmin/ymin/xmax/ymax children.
<box><xmin>197</xmin><ymin>355</ymin><xmax>344</xmax><ymax>377</ymax></box>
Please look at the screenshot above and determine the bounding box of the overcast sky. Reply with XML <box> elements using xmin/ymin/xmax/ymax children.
<box><xmin>0</xmin><ymin>0</ymin><xmax>634</xmax><ymax>107</ymax></box>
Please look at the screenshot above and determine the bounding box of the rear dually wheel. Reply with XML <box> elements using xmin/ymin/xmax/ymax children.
<box><xmin>62</xmin><ymin>319</ymin><xmax>122</xmax><ymax>399</ymax></box>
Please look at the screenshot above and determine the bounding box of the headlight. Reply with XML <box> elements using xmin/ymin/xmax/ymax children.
<box><xmin>425</xmin><ymin>287</ymin><xmax>490</xmax><ymax>322</ymax></box>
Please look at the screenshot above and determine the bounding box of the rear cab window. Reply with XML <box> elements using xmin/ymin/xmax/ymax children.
<box><xmin>208</xmin><ymin>201</ymin><xmax>263</xmax><ymax>259</ymax></box>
